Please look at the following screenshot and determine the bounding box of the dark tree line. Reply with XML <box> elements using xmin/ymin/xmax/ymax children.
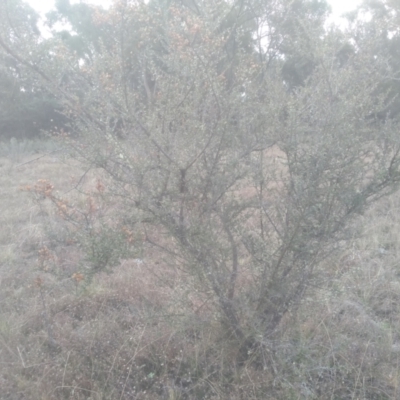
<box><xmin>1</xmin><ymin>0</ymin><xmax>399</xmax><ymax>139</ymax></box>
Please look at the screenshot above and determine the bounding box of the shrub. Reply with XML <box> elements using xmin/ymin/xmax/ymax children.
<box><xmin>3</xmin><ymin>0</ymin><xmax>400</xmax><ymax>397</ymax></box>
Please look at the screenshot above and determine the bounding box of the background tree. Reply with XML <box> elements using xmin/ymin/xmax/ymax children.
<box><xmin>248</xmin><ymin>0</ymin><xmax>331</xmax><ymax>90</ymax></box>
<box><xmin>46</xmin><ymin>0</ymin><xmax>114</xmax><ymax>63</ymax></box>
<box><xmin>345</xmin><ymin>0</ymin><xmax>400</xmax><ymax>121</ymax></box>
<box><xmin>0</xmin><ymin>0</ymin><xmax>67</xmax><ymax>139</ymax></box>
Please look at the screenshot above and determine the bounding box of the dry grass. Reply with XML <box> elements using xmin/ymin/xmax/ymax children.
<box><xmin>1</xmin><ymin>142</ymin><xmax>400</xmax><ymax>399</ymax></box>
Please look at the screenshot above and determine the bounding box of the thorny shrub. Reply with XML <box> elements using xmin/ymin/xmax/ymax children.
<box><xmin>31</xmin><ymin>0</ymin><xmax>400</xmax><ymax>360</ymax></box>
<box><xmin>4</xmin><ymin>0</ymin><xmax>400</xmax><ymax>397</ymax></box>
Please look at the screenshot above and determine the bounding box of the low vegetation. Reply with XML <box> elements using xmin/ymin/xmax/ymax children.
<box><xmin>0</xmin><ymin>141</ymin><xmax>400</xmax><ymax>399</ymax></box>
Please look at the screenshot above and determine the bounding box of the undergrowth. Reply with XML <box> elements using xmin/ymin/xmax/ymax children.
<box><xmin>1</xmin><ymin>148</ymin><xmax>400</xmax><ymax>399</ymax></box>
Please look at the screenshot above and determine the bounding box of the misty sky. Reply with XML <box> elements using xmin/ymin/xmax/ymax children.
<box><xmin>27</xmin><ymin>0</ymin><xmax>112</xmax><ymax>15</ymax></box>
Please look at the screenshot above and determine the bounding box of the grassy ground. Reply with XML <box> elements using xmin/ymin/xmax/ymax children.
<box><xmin>1</xmin><ymin>140</ymin><xmax>400</xmax><ymax>399</ymax></box>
